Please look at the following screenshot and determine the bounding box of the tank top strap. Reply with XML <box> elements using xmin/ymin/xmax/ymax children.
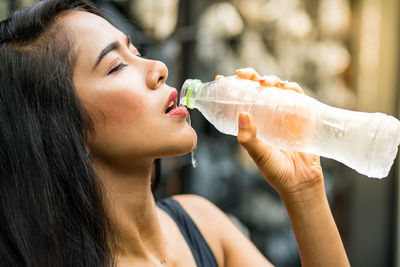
<box><xmin>157</xmin><ymin>197</ymin><xmax>218</xmax><ymax>267</ymax></box>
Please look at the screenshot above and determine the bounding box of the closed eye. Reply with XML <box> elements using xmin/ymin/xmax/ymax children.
<box><xmin>107</xmin><ymin>62</ymin><xmax>127</xmax><ymax>75</ymax></box>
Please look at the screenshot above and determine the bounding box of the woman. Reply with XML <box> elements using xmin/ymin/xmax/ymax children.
<box><xmin>0</xmin><ymin>0</ymin><xmax>349</xmax><ymax>266</ymax></box>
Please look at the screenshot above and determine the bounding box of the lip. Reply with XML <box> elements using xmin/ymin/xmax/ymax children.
<box><xmin>164</xmin><ymin>89</ymin><xmax>189</xmax><ymax>117</ymax></box>
<box><xmin>167</xmin><ymin>106</ymin><xmax>189</xmax><ymax>116</ymax></box>
<box><xmin>165</xmin><ymin>89</ymin><xmax>178</xmax><ymax>112</ymax></box>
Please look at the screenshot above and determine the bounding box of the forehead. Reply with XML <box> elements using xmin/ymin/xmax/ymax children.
<box><xmin>59</xmin><ymin>11</ymin><xmax>125</xmax><ymax>67</ymax></box>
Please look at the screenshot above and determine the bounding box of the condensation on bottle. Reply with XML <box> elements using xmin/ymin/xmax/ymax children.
<box><xmin>179</xmin><ymin>76</ymin><xmax>400</xmax><ymax>179</ymax></box>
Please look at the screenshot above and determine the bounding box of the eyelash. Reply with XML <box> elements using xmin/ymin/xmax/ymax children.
<box><xmin>106</xmin><ymin>46</ymin><xmax>141</xmax><ymax>75</ymax></box>
<box><xmin>108</xmin><ymin>62</ymin><xmax>128</xmax><ymax>75</ymax></box>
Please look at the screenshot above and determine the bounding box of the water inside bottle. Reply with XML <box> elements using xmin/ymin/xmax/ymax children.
<box><xmin>186</xmin><ymin>113</ymin><xmax>197</xmax><ymax>168</ymax></box>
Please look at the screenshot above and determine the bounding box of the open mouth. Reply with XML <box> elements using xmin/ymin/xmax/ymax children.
<box><xmin>165</xmin><ymin>97</ymin><xmax>177</xmax><ymax>113</ymax></box>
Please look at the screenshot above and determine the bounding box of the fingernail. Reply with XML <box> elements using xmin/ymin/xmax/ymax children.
<box><xmin>239</xmin><ymin>114</ymin><xmax>249</xmax><ymax>128</ymax></box>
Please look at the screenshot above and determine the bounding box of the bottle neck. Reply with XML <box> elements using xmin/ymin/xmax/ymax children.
<box><xmin>180</xmin><ymin>79</ymin><xmax>202</xmax><ymax>109</ymax></box>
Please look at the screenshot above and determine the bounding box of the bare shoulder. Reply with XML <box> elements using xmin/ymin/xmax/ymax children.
<box><xmin>171</xmin><ymin>194</ymin><xmax>226</xmax><ymax>237</ymax></box>
<box><xmin>172</xmin><ymin>194</ymin><xmax>274</xmax><ymax>267</ymax></box>
<box><xmin>172</xmin><ymin>194</ymin><xmax>223</xmax><ymax>219</ymax></box>
<box><xmin>171</xmin><ymin>194</ymin><xmax>225</xmax><ymax>265</ymax></box>
<box><xmin>172</xmin><ymin>194</ymin><xmax>231</xmax><ymax>232</ymax></box>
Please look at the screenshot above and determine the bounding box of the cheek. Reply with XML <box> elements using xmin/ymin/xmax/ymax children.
<box><xmin>85</xmin><ymin>90</ymin><xmax>153</xmax><ymax>157</ymax></box>
<box><xmin>92</xmin><ymin>90</ymin><xmax>147</xmax><ymax>128</ymax></box>
<box><xmin>75</xmin><ymin>68</ymin><xmax>147</xmax><ymax>122</ymax></box>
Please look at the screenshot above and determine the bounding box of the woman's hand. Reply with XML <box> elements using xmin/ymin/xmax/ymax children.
<box><xmin>219</xmin><ymin>68</ymin><xmax>323</xmax><ymax>195</ymax></box>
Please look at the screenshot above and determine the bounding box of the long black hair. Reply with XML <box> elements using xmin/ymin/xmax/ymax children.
<box><xmin>0</xmin><ymin>1</ymin><xmax>122</xmax><ymax>266</ymax></box>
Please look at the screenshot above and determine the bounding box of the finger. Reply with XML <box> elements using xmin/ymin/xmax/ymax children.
<box><xmin>237</xmin><ymin>112</ymin><xmax>257</xmax><ymax>143</ymax></box>
<box><xmin>237</xmin><ymin>113</ymin><xmax>272</xmax><ymax>166</ymax></box>
<box><xmin>258</xmin><ymin>76</ymin><xmax>304</xmax><ymax>94</ymax></box>
<box><xmin>259</xmin><ymin>75</ymin><xmax>281</xmax><ymax>87</ymax></box>
<box><xmin>277</xmin><ymin>81</ymin><xmax>304</xmax><ymax>94</ymax></box>
<box><xmin>215</xmin><ymin>74</ymin><xmax>224</xmax><ymax>80</ymax></box>
<box><xmin>236</xmin><ymin>68</ymin><xmax>261</xmax><ymax>81</ymax></box>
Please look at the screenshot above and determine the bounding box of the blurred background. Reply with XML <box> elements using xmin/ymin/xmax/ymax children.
<box><xmin>2</xmin><ymin>0</ymin><xmax>400</xmax><ymax>266</ymax></box>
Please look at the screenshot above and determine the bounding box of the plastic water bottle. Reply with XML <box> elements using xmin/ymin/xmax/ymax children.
<box><xmin>179</xmin><ymin>76</ymin><xmax>400</xmax><ymax>178</ymax></box>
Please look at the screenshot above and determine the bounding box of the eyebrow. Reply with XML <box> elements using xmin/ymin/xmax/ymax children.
<box><xmin>93</xmin><ymin>35</ymin><xmax>132</xmax><ymax>71</ymax></box>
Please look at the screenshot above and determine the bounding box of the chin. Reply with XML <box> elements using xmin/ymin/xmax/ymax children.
<box><xmin>178</xmin><ymin>127</ymin><xmax>198</xmax><ymax>155</ymax></box>
<box><xmin>162</xmin><ymin>127</ymin><xmax>197</xmax><ymax>158</ymax></box>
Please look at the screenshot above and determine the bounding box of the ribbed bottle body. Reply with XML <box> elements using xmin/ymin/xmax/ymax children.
<box><xmin>180</xmin><ymin>76</ymin><xmax>400</xmax><ymax>178</ymax></box>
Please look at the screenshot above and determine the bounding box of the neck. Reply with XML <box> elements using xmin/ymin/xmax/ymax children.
<box><xmin>92</xmin><ymin>157</ymin><xmax>167</xmax><ymax>262</ymax></box>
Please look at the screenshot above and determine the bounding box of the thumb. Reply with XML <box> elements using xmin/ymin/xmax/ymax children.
<box><xmin>237</xmin><ymin>113</ymin><xmax>271</xmax><ymax>163</ymax></box>
<box><xmin>237</xmin><ymin>112</ymin><xmax>256</xmax><ymax>144</ymax></box>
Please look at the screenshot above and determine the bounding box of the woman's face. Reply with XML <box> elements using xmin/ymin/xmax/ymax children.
<box><xmin>62</xmin><ymin>11</ymin><xmax>196</xmax><ymax>166</ymax></box>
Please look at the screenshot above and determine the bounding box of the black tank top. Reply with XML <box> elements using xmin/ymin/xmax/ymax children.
<box><xmin>157</xmin><ymin>198</ymin><xmax>219</xmax><ymax>267</ymax></box>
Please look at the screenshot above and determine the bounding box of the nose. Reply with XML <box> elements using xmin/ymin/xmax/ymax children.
<box><xmin>146</xmin><ymin>60</ymin><xmax>168</xmax><ymax>90</ymax></box>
